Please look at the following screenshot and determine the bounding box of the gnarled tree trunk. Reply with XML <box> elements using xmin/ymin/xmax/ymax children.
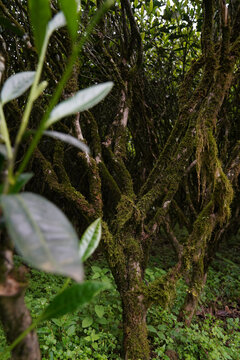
<box><xmin>0</xmin><ymin>233</ymin><xmax>41</xmax><ymax>360</ymax></box>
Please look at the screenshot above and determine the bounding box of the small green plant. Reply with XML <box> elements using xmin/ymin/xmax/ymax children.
<box><xmin>0</xmin><ymin>259</ymin><xmax>123</xmax><ymax>359</ymax></box>
<box><xmin>0</xmin><ymin>219</ymin><xmax>106</xmax><ymax>358</ymax></box>
<box><xmin>146</xmin><ymin>252</ymin><xmax>240</xmax><ymax>360</ymax></box>
<box><xmin>1</xmin><ymin>246</ymin><xmax>239</xmax><ymax>359</ymax></box>
<box><xmin>0</xmin><ymin>0</ymin><xmax>114</xmax><ymax>358</ymax></box>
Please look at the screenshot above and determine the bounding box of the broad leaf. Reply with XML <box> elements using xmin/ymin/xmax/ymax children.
<box><xmin>47</xmin><ymin>12</ymin><xmax>66</xmax><ymax>37</ymax></box>
<box><xmin>9</xmin><ymin>173</ymin><xmax>33</xmax><ymax>194</ymax></box>
<box><xmin>0</xmin><ymin>192</ymin><xmax>83</xmax><ymax>282</ymax></box>
<box><xmin>82</xmin><ymin>316</ymin><xmax>93</xmax><ymax>328</ymax></box>
<box><xmin>43</xmin><ymin>131</ymin><xmax>89</xmax><ymax>153</ymax></box>
<box><xmin>28</xmin><ymin>0</ymin><xmax>51</xmax><ymax>54</ymax></box>
<box><xmin>40</xmin><ymin>282</ymin><xmax>105</xmax><ymax>321</ymax></box>
<box><xmin>59</xmin><ymin>0</ymin><xmax>79</xmax><ymax>41</ymax></box>
<box><xmin>147</xmin><ymin>325</ymin><xmax>158</xmax><ymax>334</ymax></box>
<box><xmin>149</xmin><ymin>0</ymin><xmax>153</xmax><ymax>13</ymax></box>
<box><xmin>79</xmin><ymin>218</ymin><xmax>102</xmax><ymax>262</ymax></box>
<box><xmin>1</xmin><ymin>72</ymin><xmax>36</xmax><ymax>105</ymax></box>
<box><xmin>46</xmin><ymin>82</ymin><xmax>114</xmax><ymax>127</ymax></box>
<box><xmin>95</xmin><ymin>304</ymin><xmax>105</xmax><ymax>318</ymax></box>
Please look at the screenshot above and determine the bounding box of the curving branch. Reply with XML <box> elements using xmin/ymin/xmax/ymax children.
<box><xmin>121</xmin><ymin>0</ymin><xmax>143</xmax><ymax>70</ymax></box>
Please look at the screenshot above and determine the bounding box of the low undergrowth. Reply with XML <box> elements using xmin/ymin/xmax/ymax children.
<box><xmin>0</xmin><ymin>235</ymin><xmax>239</xmax><ymax>359</ymax></box>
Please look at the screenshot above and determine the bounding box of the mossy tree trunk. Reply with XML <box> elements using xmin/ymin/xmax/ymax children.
<box><xmin>112</xmin><ymin>235</ymin><xmax>150</xmax><ymax>359</ymax></box>
<box><xmin>0</xmin><ymin>233</ymin><xmax>41</xmax><ymax>360</ymax></box>
<box><xmin>122</xmin><ymin>291</ymin><xmax>149</xmax><ymax>360</ymax></box>
<box><xmin>178</xmin><ymin>0</ymin><xmax>240</xmax><ymax>322</ymax></box>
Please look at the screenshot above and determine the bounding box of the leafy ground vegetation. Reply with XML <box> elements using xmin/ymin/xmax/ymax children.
<box><xmin>1</xmin><ymin>233</ymin><xmax>239</xmax><ymax>360</ymax></box>
<box><xmin>1</xmin><ymin>0</ymin><xmax>240</xmax><ymax>359</ymax></box>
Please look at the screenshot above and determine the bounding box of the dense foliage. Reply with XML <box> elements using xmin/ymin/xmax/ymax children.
<box><xmin>0</xmin><ymin>0</ymin><xmax>240</xmax><ymax>359</ymax></box>
<box><xmin>1</xmin><ymin>237</ymin><xmax>240</xmax><ymax>359</ymax></box>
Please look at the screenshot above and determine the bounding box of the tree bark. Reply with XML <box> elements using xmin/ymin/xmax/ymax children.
<box><xmin>0</xmin><ymin>233</ymin><xmax>41</xmax><ymax>360</ymax></box>
<box><xmin>0</xmin><ymin>294</ymin><xmax>41</xmax><ymax>360</ymax></box>
<box><xmin>122</xmin><ymin>291</ymin><xmax>149</xmax><ymax>360</ymax></box>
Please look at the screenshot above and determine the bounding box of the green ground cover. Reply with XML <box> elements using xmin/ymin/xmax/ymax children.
<box><xmin>0</xmin><ymin>235</ymin><xmax>239</xmax><ymax>359</ymax></box>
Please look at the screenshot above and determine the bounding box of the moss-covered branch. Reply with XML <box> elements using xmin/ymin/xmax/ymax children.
<box><xmin>34</xmin><ymin>148</ymin><xmax>96</xmax><ymax>221</ymax></box>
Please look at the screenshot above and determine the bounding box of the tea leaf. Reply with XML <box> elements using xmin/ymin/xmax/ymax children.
<box><xmin>1</xmin><ymin>72</ymin><xmax>36</xmax><ymax>105</ymax></box>
<box><xmin>46</xmin><ymin>82</ymin><xmax>113</xmax><ymax>127</ymax></box>
<box><xmin>40</xmin><ymin>282</ymin><xmax>105</xmax><ymax>321</ymax></box>
<box><xmin>47</xmin><ymin>12</ymin><xmax>66</xmax><ymax>37</ymax></box>
<box><xmin>0</xmin><ymin>192</ymin><xmax>83</xmax><ymax>282</ymax></box>
<box><xmin>43</xmin><ymin>131</ymin><xmax>89</xmax><ymax>153</ymax></box>
<box><xmin>9</xmin><ymin>173</ymin><xmax>33</xmax><ymax>194</ymax></box>
<box><xmin>79</xmin><ymin>218</ymin><xmax>101</xmax><ymax>262</ymax></box>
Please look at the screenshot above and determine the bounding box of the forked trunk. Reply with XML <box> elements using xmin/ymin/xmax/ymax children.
<box><xmin>180</xmin><ymin>271</ymin><xmax>207</xmax><ymax>326</ymax></box>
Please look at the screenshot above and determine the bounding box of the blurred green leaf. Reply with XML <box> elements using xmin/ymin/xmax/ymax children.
<box><xmin>149</xmin><ymin>0</ymin><xmax>153</xmax><ymax>13</ymax></box>
<box><xmin>82</xmin><ymin>316</ymin><xmax>93</xmax><ymax>328</ymax></box>
<box><xmin>0</xmin><ymin>192</ymin><xmax>83</xmax><ymax>282</ymax></box>
<box><xmin>66</xmin><ymin>324</ymin><xmax>76</xmax><ymax>336</ymax></box>
<box><xmin>40</xmin><ymin>282</ymin><xmax>105</xmax><ymax>321</ymax></box>
<box><xmin>28</xmin><ymin>0</ymin><xmax>51</xmax><ymax>53</ymax></box>
<box><xmin>147</xmin><ymin>325</ymin><xmax>158</xmax><ymax>334</ymax></box>
<box><xmin>9</xmin><ymin>173</ymin><xmax>33</xmax><ymax>194</ymax></box>
<box><xmin>46</xmin><ymin>82</ymin><xmax>114</xmax><ymax>127</ymax></box>
<box><xmin>47</xmin><ymin>12</ymin><xmax>66</xmax><ymax>37</ymax></box>
<box><xmin>58</xmin><ymin>0</ymin><xmax>79</xmax><ymax>41</ymax></box>
<box><xmin>95</xmin><ymin>305</ymin><xmax>105</xmax><ymax>318</ymax></box>
<box><xmin>43</xmin><ymin>131</ymin><xmax>89</xmax><ymax>154</ymax></box>
<box><xmin>1</xmin><ymin>72</ymin><xmax>36</xmax><ymax>105</ymax></box>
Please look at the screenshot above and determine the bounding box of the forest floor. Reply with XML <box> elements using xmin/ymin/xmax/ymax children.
<box><xmin>0</xmin><ymin>233</ymin><xmax>240</xmax><ymax>359</ymax></box>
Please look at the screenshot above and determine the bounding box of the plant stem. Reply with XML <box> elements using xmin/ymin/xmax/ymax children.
<box><xmin>15</xmin><ymin>35</ymin><xmax>49</xmax><ymax>148</ymax></box>
<box><xmin>60</xmin><ymin>277</ymin><xmax>71</xmax><ymax>292</ymax></box>
<box><xmin>0</xmin><ymin>103</ymin><xmax>12</xmax><ymax>160</ymax></box>
<box><xmin>17</xmin><ymin>0</ymin><xmax>115</xmax><ymax>176</ymax></box>
<box><xmin>2</xmin><ymin>31</ymin><xmax>49</xmax><ymax>195</ymax></box>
